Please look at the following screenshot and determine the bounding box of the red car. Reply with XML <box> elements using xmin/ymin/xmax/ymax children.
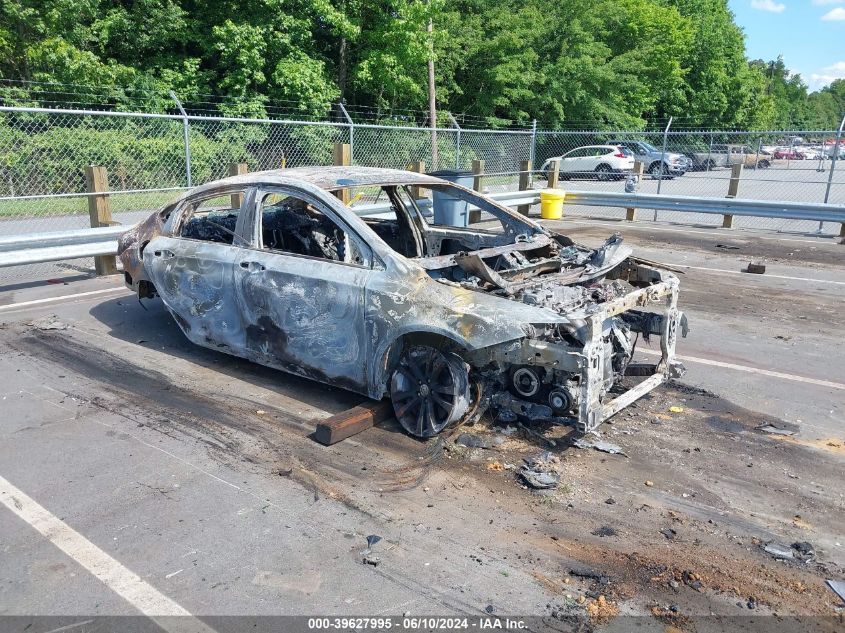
<box><xmin>773</xmin><ymin>149</ymin><xmax>805</xmax><ymax>160</ymax></box>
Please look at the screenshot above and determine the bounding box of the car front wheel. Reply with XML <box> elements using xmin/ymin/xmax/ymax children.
<box><xmin>390</xmin><ymin>346</ymin><xmax>470</xmax><ymax>438</ymax></box>
<box><xmin>594</xmin><ymin>164</ymin><xmax>613</xmax><ymax>181</ymax></box>
<box><xmin>649</xmin><ymin>161</ymin><xmax>673</xmax><ymax>179</ymax></box>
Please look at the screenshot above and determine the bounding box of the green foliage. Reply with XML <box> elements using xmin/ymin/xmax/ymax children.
<box><xmin>0</xmin><ymin>0</ymin><xmax>838</xmax><ymax>129</ymax></box>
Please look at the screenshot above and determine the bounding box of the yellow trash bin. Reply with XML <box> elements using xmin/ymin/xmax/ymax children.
<box><xmin>539</xmin><ymin>189</ymin><xmax>566</xmax><ymax>219</ymax></box>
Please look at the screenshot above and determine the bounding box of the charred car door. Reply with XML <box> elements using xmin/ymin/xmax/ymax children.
<box><xmin>144</xmin><ymin>186</ymin><xmax>253</xmax><ymax>352</ymax></box>
<box><xmin>233</xmin><ymin>187</ymin><xmax>375</xmax><ymax>392</ymax></box>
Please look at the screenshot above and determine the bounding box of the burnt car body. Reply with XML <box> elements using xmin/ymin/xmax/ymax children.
<box><xmin>119</xmin><ymin>167</ymin><xmax>687</xmax><ymax>438</ymax></box>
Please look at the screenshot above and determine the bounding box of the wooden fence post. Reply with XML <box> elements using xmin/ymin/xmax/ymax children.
<box><xmin>84</xmin><ymin>165</ymin><xmax>118</xmax><ymax>276</ymax></box>
<box><xmin>469</xmin><ymin>159</ymin><xmax>484</xmax><ymax>223</ymax></box>
<box><xmin>626</xmin><ymin>161</ymin><xmax>644</xmax><ymax>221</ymax></box>
<box><xmin>723</xmin><ymin>163</ymin><xmax>743</xmax><ymax>228</ymax></box>
<box><xmin>409</xmin><ymin>160</ymin><xmax>426</xmax><ymax>200</ymax></box>
<box><xmin>333</xmin><ymin>143</ymin><xmax>352</xmax><ymax>204</ymax></box>
<box><xmin>547</xmin><ymin>160</ymin><xmax>560</xmax><ymax>190</ymax></box>
<box><xmin>517</xmin><ymin>159</ymin><xmax>532</xmax><ymax>215</ymax></box>
<box><xmin>229</xmin><ymin>162</ymin><xmax>248</xmax><ymax>209</ymax></box>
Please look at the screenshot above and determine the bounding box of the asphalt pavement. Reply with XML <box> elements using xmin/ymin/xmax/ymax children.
<box><xmin>0</xmin><ymin>217</ymin><xmax>843</xmax><ymax>627</ymax></box>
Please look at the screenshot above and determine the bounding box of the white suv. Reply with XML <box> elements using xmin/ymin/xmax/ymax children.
<box><xmin>541</xmin><ymin>145</ymin><xmax>635</xmax><ymax>181</ymax></box>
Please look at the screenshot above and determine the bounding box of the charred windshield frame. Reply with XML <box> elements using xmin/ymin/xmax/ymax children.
<box><xmin>398</xmin><ymin>183</ymin><xmax>541</xmax><ymax>237</ymax></box>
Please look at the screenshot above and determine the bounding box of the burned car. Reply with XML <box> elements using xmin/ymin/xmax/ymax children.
<box><xmin>119</xmin><ymin>167</ymin><xmax>687</xmax><ymax>438</ymax></box>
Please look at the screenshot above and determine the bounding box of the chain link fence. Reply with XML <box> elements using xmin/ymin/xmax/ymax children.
<box><xmin>535</xmin><ymin>128</ymin><xmax>844</xmax><ymax>230</ymax></box>
<box><xmin>0</xmin><ymin>104</ymin><xmax>843</xmax><ymax>285</ymax></box>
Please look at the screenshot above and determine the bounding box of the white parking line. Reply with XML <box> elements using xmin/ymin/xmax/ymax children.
<box><xmin>639</xmin><ymin>349</ymin><xmax>845</xmax><ymax>390</ymax></box>
<box><xmin>0</xmin><ymin>474</ymin><xmax>216</xmax><ymax>633</ymax></box>
<box><xmin>675</xmin><ymin>264</ymin><xmax>845</xmax><ymax>286</ymax></box>
<box><xmin>0</xmin><ymin>287</ymin><xmax>129</xmax><ymax>313</ymax></box>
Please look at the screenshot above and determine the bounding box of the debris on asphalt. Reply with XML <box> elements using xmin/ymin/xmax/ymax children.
<box><xmin>573</xmin><ymin>438</ymin><xmax>627</xmax><ymax>456</ymax></box>
<box><xmin>681</xmin><ymin>570</ymin><xmax>704</xmax><ymax>591</ymax></box>
<box><xmin>791</xmin><ymin>541</ymin><xmax>815</xmax><ymax>561</ymax></box>
<box><xmin>456</xmin><ymin>433</ymin><xmax>492</xmax><ymax>449</ymax></box>
<box><xmin>363</xmin><ymin>555</ymin><xmax>380</xmax><ymax>567</ymax></box>
<box><xmin>669</xmin><ymin>406</ymin><xmax>684</xmax><ymax>414</ymax></box>
<box><xmin>660</xmin><ymin>528</ymin><xmax>677</xmax><ymax>540</ymax></box>
<box><xmin>605</xmin><ymin>497</ymin><xmax>616</xmax><ymax>505</ymax></box>
<box><xmin>756</xmin><ymin>423</ymin><xmax>796</xmax><ymax>436</ymax></box>
<box><xmin>826</xmin><ymin>580</ymin><xmax>845</xmax><ymax>605</ymax></box>
<box><xmin>485</xmin><ymin>605</ymin><xmax>495</xmax><ymax>614</ymax></box>
<box><xmin>361</xmin><ymin>534</ymin><xmax>383</xmax><ymax>565</ymax></box>
<box><xmin>645</xmin><ymin>480</ymin><xmax>654</xmax><ymax>487</ymax></box>
<box><xmin>744</xmin><ymin>262</ymin><xmax>767</xmax><ymax>274</ymax></box>
<box><xmin>585</xmin><ymin>595</ymin><xmax>619</xmax><ymax>623</ymax></box>
<box><xmin>519</xmin><ymin>467</ymin><xmax>560</xmax><ymax>490</ymax></box>
<box><xmin>591</xmin><ymin>526</ymin><xmax>618</xmax><ymax>537</ymax></box>
<box><xmin>763</xmin><ymin>542</ymin><xmax>794</xmax><ymax>560</ymax></box>
<box><xmin>715</xmin><ymin>244</ymin><xmax>740</xmax><ymax>250</ymax></box>
<box><xmin>569</xmin><ymin>567</ymin><xmax>612</xmax><ymax>585</ymax></box>
<box><xmin>28</xmin><ymin>315</ymin><xmax>68</xmax><ymax>330</ymax></box>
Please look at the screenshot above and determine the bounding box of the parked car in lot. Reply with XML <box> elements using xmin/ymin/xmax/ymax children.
<box><xmin>686</xmin><ymin>145</ymin><xmax>772</xmax><ymax>170</ymax></box>
<box><xmin>799</xmin><ymin>146</ymin><xmax>824</xmax><ymax>160</ymax></box>
<box><xmin>685</xmin><ymin>144</ymin><xmax>731</xmax><ymax>171</ymax></box>
<box><xmin>606</xmin><ymin>139</ymin><xmax>689</xmax><ymax>176</ymax></box>
<box><xmin>118</xmin><ymin>167</ymin><xmax>686</xmax><ymax>438</ymax></box>
<box><xmin>773</xmin><ymin>148</ymin><xmax>805</xmax><ymax>160</ymax></box>
<box><xmin>540</xmin><ymin>145</ymin><xmax>634</xmax><ymax>181</ymax></box>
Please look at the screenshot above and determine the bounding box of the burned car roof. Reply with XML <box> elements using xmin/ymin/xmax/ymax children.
<box><xmin>188</xmin><ymin>166</ymin><xmax>445</xmax><ymax>196</ymax></box>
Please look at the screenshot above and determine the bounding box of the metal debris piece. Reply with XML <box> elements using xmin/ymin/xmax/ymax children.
<box><xmin>755</xmin><ymin>424</ymin><xmax>796</xmax><ymax>436</ymax></box>
<box><xmin>763</xmin><ymin>542</ymin><xmax>794</xmax><ymax>560</ymax></box>
<box><xmin>661</xmin><ymin>528</ymin><xmax>677</xmax><ymax>540</ymax></box>
<box><xmin>519</xmin><ymin>467</ymin><xmax>560</xmax><ymax>490</ymax></box>
<box><xmin>573</xmin><ymin>438</ymin><xmax>626</xmax><ymax>456</ymax></box>
<box><xmin>366</xmin><ymin>534</ymin><xmax>382</xmax><ymax>548</ymax></box>
<box><xmin>744</xmin><ymin>262</ymin><xmax>766</xmax><ymax>274</ymax></box>
<box><xmin>826</xmin><ymin>580</ymin><xmax>845</xmax><ymax>605</ymax></box>
<box><xmin>715</xmin><ymin>244</ymin><xmax>740</xmax><ymax>250</ymax></box>
<box><xmin>363</xmin><ymin>555</ymin><xmax>380</xmax><ymax>567</ymax></box>
<box><xmin>791</xmin><ymin>541</ymin><xmax>815</xmax><ymax>561</ymax></box>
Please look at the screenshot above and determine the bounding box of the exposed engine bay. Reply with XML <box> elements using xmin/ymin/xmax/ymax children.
<box><xmin>416</xmin><ymin>229</ymin><xmax>689</xmax><ymax>433</ymax></box>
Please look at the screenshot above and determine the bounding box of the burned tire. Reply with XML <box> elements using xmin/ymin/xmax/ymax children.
<box><xmin>390</xmin><ymin>346</ymin><xmax>470</xmax><ymax>438</ymax></box>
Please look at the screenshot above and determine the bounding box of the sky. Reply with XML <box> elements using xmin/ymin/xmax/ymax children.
<box><xmin>728</xmin><ymin>0</ymin><xmax>845</xmax><ymax>91</ymax></box>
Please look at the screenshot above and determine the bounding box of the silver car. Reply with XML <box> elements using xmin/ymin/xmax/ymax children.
<box><xmin>607</xmin><ymin>140</ymin><xmax>689</xmax><ymax>176</ymax></box>
<box><xmin>118</xmin><ymin>167</ymin><xmax>686</xmax><ymax>438</ymax></box>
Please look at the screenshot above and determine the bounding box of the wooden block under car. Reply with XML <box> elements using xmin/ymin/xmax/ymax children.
<box><xmin>313</xmin><ymin>400</ymin><xmax>395</xmax><ymax>445</ymax></box>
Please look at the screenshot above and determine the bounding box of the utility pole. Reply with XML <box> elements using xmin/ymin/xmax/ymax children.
<box><xmin>427</xmin><ymin>14</ymin><xmax>438</xmax><ymax>170</ymax></box>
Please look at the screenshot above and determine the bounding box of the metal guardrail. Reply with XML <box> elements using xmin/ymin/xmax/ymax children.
<box><xmin>561</xmin><ymin>191</ymin><xmax>845</xmax><ymax>222</ymax></box>
<box><xmin>0</xmin><ymin>225</ymin><xmax>127</xmax><ymax>267</ymax></box>
<box><xmin>1</xmin><ymin>190</ymin><xmax>843</xmax><ymax>268</ymax></box>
